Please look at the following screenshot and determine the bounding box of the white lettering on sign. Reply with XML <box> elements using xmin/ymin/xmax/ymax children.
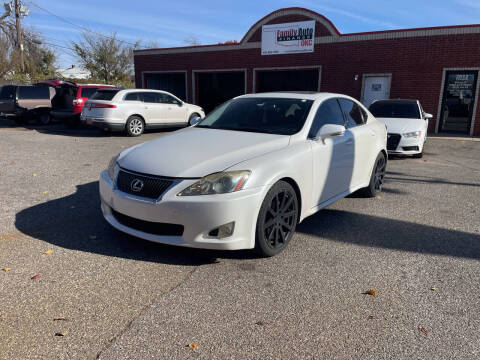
<box><xmin>261</xmin><ymin>20</ymin><xmax>315</xmax><ymax>55</ymax></box>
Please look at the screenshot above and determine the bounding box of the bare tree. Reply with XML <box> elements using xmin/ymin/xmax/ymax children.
<box><xmin>72</xmin><ymin>32</ymin><xmax>138</xmax><ymax>84</ymax></box>
<box><xmin>0</xmin><ymin>10</ymin><xmax>55</xmax><ymax>80</ymax></box>
<box><xmin>0</xmin><ymin>33</ymin><xmax>13</xmax><ymax>78</ymax></box>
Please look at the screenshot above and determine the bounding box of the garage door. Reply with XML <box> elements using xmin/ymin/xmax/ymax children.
<box><xmin>256</xmin><ymin>69</ymin><xmax>319</xmax><ymax>93</ymax></box>
<box><xmin>144</xmin><ymin>72</ymin><xmax>187</xmax><ymax>101</ymax></box>
<box><xmin>196</xmin><ymin>72</ymin><xmax>245</xmax><ymax>114</ymax></box>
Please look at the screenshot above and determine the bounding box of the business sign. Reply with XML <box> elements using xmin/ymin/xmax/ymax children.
<box><xmin>261</xmin><ymin>20</ymin><xmax>315</xmax><ymax>55</ymax></box>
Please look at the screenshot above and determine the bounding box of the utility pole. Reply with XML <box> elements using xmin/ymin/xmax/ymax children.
<box><xmin>14</xmin><ymin>0</ymin><xmax>25</xmax><ymax>73</ymax></box>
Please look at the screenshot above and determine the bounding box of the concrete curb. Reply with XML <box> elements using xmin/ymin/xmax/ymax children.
<box><xmin>429</xmin><ymin>135</ymin><xmax>480</xmax><ymax>142</ymax></box>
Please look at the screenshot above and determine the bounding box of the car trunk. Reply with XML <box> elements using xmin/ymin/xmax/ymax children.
<box><xmin>51</xmin><ymin>85</ymin><xmax>77</xmax><ymax>112</ymax></box>
<box><xmin>82</xmin><ymin>100</ymin><xmax>117</xmax><ymax>119</ymax></box>
<box><xmin>82</xmin><ymin>89</ymin><xmax>120</xmax><ymax>119</ymax></box>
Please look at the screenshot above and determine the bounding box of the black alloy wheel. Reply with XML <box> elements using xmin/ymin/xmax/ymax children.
<box><xmin>256</xmin><ymin>181</ymin><xmax>298</xmax><ymax>257</ymax></box>
<box><xmin>374</xmin><ymin>154</ymin><xmax>386</xmax><ymax>191</ymax></box>
<box><xmin>360</xmin><ymin>152</ymin><xmax>387</xmax><ymax>197</ymax></box>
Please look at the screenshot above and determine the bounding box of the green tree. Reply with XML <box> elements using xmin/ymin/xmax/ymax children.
<box><xmin>72</xmin><ymin>32</ymin><xmax>137</xmax><ymax>84</ymax></box>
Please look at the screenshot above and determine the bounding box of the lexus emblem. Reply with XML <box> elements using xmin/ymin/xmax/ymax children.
<box><xmin>130</xmin><ymin>179</ymin><xmax>144</xmax><ymax>192</ymax></box>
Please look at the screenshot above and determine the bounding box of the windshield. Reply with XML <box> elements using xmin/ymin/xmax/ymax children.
<box><xmin>196</xmin><ymin>97</ymin><xmax>314</xmax><ymax>135</ymax></box>
<box><xmin>369</xmin><ymin>101</ymin><xmax>420</xmax><ymax>119</ymax></box>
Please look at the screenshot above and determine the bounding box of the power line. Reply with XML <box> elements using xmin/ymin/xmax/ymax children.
<box><xmin>28</xmin><ymin>1</ymin><xmax>143</xmax><ymax>48</ymax></box>
<box><xmin>42</xmin><ymin>41</ymin><xmax>75</xmax><ymax>52</ymax></box>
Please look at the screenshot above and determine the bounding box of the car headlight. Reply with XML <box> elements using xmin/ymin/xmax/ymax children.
<box><xmin>403</xmin><ymin>131</ymin><xmax>422</xmax><ymax>138</ymax></box>
<box><xmin>107</xmin><ymin>154</ymin><xmax>119</xmax><ymax>180</ymax></box>
<box><xmin>177</xmin><ymin>170</ymin><xmax>250</xmax><ymax>196</ymax></box>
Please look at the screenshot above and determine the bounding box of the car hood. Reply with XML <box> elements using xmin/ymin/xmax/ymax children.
<box><xmin>376</xmin><ymin>117</ymin><xmax>425</xmax><ymax>134</ymax></box>
<box><xmin>118</xmin><ymin>127</ymin><xmax>290</xmax><ymax>178</ymax></box>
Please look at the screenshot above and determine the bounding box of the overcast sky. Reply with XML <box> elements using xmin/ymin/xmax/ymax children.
<box><xmin>24</xmin><ymin>0</ymin><xmax>480</xmax><ymax>68</ymax></box>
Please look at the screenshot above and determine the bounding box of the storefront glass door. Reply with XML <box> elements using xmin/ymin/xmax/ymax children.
<box><xmin>439</xmin><ymin>70</ymin><xmax>478</xmax><ymax>134</ymax></box>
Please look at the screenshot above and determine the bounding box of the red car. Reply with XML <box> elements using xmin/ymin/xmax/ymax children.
<box><xmin>40</xmin><ymin>80</ymin><xmax>116</xmax><ymax>126</ymax></box>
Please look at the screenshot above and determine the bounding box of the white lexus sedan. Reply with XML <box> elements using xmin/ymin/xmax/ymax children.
<box><xmin>368</xmin><ymin>99</ymin><xmax>432</xmax><ymax>158</ymax></box>
<box><xmin>99</xmin><ymin>92</ymin><xmax>387</xmax><ymax>256</ymax></box>
<box><xmin>80</xmin><ymin>89</ymin><xmax>205</xmax><ymax>136</ymax></box>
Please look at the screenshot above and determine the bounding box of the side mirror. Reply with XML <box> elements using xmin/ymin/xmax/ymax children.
<box><xmin>424</xmin><ymin>113</ymin><xmax>433</xmax><ymax>120</ymax></box>
<box><xmin>189</xmin><ymin>116</ymin><xmax>202</xmax><ymax>126</ymax></box>
<box><xmin>315</xmin><ymin>124</ymin><xmax>346</xmax><ymax>139</ymax></box>
<box><xmin>177</xmin><ymin>101</ymin><xmax>183</xmax><ymax>107</ymax></box>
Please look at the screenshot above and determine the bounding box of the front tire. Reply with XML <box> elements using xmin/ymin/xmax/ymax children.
<box><xmin>255</xmin><ymin>181</ymin><xmax>298</xmax><ymax>257</ymax></box>
<box><xmin>126</xmin><ymin>116</ymin><xmax>144</xmax><ymax>137</ymax></box>
<box><xmin>359</xmin><ymin>152</ymin><xmax>386</xmax><ymax>197</ymax></box>
<box><xmin>188</xmin><ymin>112</ymin><xmax>201</xmax><ymax>126</ymax></box>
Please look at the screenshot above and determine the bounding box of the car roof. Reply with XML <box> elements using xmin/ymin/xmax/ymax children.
<box><xmin>78</xmin><ymin>84</ymin><xmax>116</xmax><ymax>88</ymax></box>
<box><xmin>237</xmin><ymin>92</ymin><xmax>351</xmax><ymax>101</ymax></box>
<box><xmin>120</xmin><ymin>88</ymin><xmax>170</xmax><ymax>93</ymax></box>
<box><xmin>371</xmin><ymin>99</ymin><xmax>419</xmax><ymax>104</ymax></box>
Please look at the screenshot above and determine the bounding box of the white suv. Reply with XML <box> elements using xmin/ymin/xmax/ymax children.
<box><xmin>80</xmin><ymin>89</ymin><xmax>205</xmax><ymax>136</ymax></box>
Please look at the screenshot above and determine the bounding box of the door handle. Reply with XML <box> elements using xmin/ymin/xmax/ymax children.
<box><xmin>144</xmin><ymin>106</ymin><xmax>148</xmax><ymax>109</ymax></box>
<box><xmin>370</xmin><ymin>131</ymin><xmax>376</xmax><ymax>137</ymax></box>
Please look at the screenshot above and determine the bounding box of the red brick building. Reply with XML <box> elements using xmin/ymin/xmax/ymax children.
<box><xmin>134</xmin><ymin>7</ymin><xmax>480</xmax><ymax>136</ymax></box>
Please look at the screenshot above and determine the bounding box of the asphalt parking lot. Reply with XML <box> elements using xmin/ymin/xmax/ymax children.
<box><xmin>1</xmin><ymin>119</ymin><xmax>479</xmax><ymax>360</ymax></box>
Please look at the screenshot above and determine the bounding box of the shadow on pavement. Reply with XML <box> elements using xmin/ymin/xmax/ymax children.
<box><xmin>15</xmin><ymin>182</ymin><xmax>258</xmax><ymax>266</ymax></box>
<box><xmin>0</xmin><ymin>118</ymin><xmax>182</xmax><ymax>138</ymax></box>
<box><xmin>296</xmin><ymin>209</ymin><xmax>480</xmax><ymax>260</ymax></box>
<box><xmin>385</xmin><ymin>171</ymin><xmax>479</xmax><ymax>188</ymax></box>
<box><xmin>15</xmin><ymin>181</ymin><xmax>480</xmax><ymax>263</ymax></box>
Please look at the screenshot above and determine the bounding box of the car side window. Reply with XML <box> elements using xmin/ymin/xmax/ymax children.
<box><xmin>124</xmin><ymin>92</ymin><xmax>141</xmax><ymax>101</ymax></box>
<box><xmin>18</xmin><ymin>86</ymin><xmax>50</xmax><ymax>100</ymax></box>
<box><xmin>339</xmin><ymin>99</ymin><xmax>365</xmax><ymax>128</ymax></box>
<box><xmin>0</xmin><ymin>86</ymin><xmax>15</xmax><ymax>100</ymax></box>
<box><xmin>161</xmin><ymin>93</ymin><xmax>180</xmax><ymax>105</ymax></box>
<box><xmin>142</xmin><ymin>92</ymin><xmax>162</xmax><ymax>103</ymax></box>
<box><xmin>308</xmin><ymin>98</ymin><xmax>345</xmax><ymax>138</ymax></box>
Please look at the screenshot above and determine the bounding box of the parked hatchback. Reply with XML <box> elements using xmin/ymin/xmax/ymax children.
<box><xmin>81</xmin><ymin>89</ymin><xmax>205</xmax><ymax>136</ymax></box>
<box><xmin>40</xmin><ymin>80</ymin><xmax>116</xmax><ymax>127</ymax></box>
<box><xmin>369</xmin><ymin>99</ymin><xmax>432</xmax><ymax>158</ymax></box>
<box><xmin>0</xmin><ymin>84</ymin><xmax>55</xmax><ymax>124</ymax></box>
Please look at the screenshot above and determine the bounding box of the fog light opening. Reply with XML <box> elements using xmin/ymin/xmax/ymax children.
<box><xmin>208</xmin><ymin>222</ymin><xmax>235</xmax><ymax>239</ymax></box>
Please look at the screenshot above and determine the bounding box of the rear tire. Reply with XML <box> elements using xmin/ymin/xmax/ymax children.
<box><xmin>359</xmin><ymin>152</ymin><xmax>386</xmax><ymax>198</ymax></box>
<box><xmin>255</xmin><ymin>181</ymin><xmax>298</xmax><ymax>257</ymax></box>
<box><xmin>126</xmin><ymin>116</ymin><xmax>144</xmax><ymax>136</ymax></box>
<box><xmin>38</xmin><ymin>112</ymin><xmax>51</xmax><ymax>125</ymax></box>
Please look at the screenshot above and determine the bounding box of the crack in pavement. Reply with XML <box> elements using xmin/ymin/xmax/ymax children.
<box><xmin>95</xmin><ymin>266</ymin><xmax>200</xmax><ymax>359</ymax></box>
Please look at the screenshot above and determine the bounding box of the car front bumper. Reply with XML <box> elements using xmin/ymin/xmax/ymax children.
<box><xmin>99</xmin><ymin>170</ymin><xmax>265</xmax><ymax>250</ymax></box>
<box><xmin>387</xmin><ymin>134</ymin><xmax>424</xmax><ymax>155</ymax></box>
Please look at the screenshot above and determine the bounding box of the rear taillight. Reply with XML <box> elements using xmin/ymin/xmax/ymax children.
<box><xmin>88</xmin><ymin>103</ymin><xmax>116</xmax><ymax>109</ymax></box>
<box><xmin>73</xmin><ymin>98</ymin><xmax>84</xmax><ymax>105</ymax></box>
